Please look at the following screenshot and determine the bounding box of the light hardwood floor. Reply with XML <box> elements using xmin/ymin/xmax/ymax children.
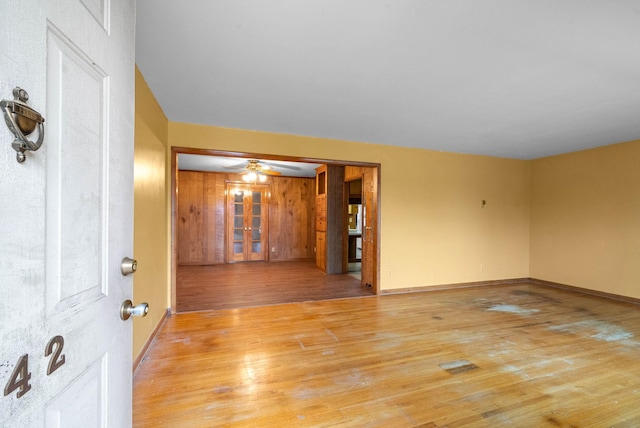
<box><xmin>176</xmin><ymin>261</ymin><xmax>372</xmax><ymax>312</ymax></box>
<box><xmin>134</xmin><ymin>282</ymin><xmax>640</xmax><ymax>427</ymax></box>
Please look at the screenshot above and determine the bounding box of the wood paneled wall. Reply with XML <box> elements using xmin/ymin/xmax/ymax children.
<box><xmin>344</xmin><ymin>165</ymin><xmax>365</xmax><ymax>181</ymax></box>
<box><xmin>269</xmin><ymin>177</ymin><xmax>316</xmax><ymax>261</ymax></box>
<box><xmin>177</xmin><ymin>171</ymin><xmax>225</xmax><ymax>265</ymax></box>
<box><xmin>177</xmin><ymin>171</ymin><xmax>316</xmax><ymax>265</ymax></box>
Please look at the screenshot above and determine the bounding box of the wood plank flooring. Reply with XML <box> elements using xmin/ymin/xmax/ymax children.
<box><xmin>176</xmin><ymin>261</ymin><xmax>372</xmax><ymax>312</ymax></box>
<box><xmin>134</xmin><ymin>282</ymin><xmax>640</xmax><ymax>427</ymax></box>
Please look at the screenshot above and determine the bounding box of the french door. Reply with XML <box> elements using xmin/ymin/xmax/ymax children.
<box><xmin>227</xmin><ymin>184</ymin><xmax>269</xmax><ymax>262</ymax></box>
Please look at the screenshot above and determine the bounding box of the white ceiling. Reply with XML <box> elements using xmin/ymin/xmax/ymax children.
<box><xmin>136</xmin><ymin>1</ymin><xmax>640</xmax><ymax>160</ymax></box>
<box><xmin>178</xmin><ymin>154</ymin><xmax>320</xmax><ymax>177</ymax></box>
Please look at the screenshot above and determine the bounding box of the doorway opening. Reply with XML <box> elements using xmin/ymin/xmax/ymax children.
<box><xmin>170</xmin><ymin>148</ymin><xmax>380</xmax><ymax>313</ymax></box>
<box><xmin>345</xmin><ymin>178</ymin><xmax>363</xmax><ymax>279</ymax></box>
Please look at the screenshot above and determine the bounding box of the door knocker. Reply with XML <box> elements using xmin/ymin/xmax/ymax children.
<box><xmin>1</xmin><ymin>87</ymin><xmax>45</xmax><ymax>163</ymax></box>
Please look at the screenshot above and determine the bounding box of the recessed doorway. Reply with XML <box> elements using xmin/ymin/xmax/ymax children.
<box><xmin>171</xmin><ymin>148</ymin><xmax>380</xmax><ymax>312</ymax></box>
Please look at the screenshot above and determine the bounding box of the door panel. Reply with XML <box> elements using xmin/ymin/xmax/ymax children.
<box><xmin>80</xmin><ymin>0</ymin><xmax>109</xmax><ymax>28</ymax></box>
<box><xmin>45</xmin><ymin>27</ymin><xmax>108</xmax><ymax>312</ymax></box>
<box><xmin>44</xmin><ymin>357</ymin><xmax>106</xmax><ymax>426</ymax></box>
<box><xmin>0</xmin><ymin>0</ymin><xmax>135</xmax><ymax>426</ymax></box>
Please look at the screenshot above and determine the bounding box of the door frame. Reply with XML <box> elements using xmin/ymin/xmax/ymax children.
<box><xmin>225</xmin><ymin>182</ymin><xmax>270</xmax><ymax>263</ymax></box>
<box><xmin>170</xmin><ymin>147</ymin><xmax>381</xmax><ymax>313</ymax></box>
<box><xmin>343</xmin><ymin>177</ymin><xmax>364</xmax><ymax>272</ymax></box>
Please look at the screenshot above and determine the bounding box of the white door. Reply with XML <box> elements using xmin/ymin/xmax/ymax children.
<box><xmin>1</xmin><ymin>0</ymin><xmax>136</xmax><ymax>426</ymax></box>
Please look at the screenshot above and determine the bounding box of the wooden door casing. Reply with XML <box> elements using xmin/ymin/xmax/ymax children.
<box><xmin>361</xmin><ymin>167</ymin><xmax>378</xmax><ymax>291</ymax></box>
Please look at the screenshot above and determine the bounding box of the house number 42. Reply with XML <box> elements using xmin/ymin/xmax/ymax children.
<box><xmin>3</xmin><ymin>336</ymin><xmax>65</xmax><ymax>399</ymax></box>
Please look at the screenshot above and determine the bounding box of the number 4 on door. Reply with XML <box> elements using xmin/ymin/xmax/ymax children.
<box><xmin>3</xmin><ymin>354</ymin><xmax>31</xmax><ymax>399</ymax></box>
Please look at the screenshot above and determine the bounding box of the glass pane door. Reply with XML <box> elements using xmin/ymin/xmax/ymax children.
<box><xmin>249</xmin><ymin>191</ymin><xmax>262</xmax><ymax>260</ymax></box>
<box><xmin>227</xmin><ymin>185</ymin><xmax>268</xmax><ymax>263</ymax></box>
<box><xmin>232</xmin><ymin>191</ymin><xmax>244</xmax><ymax>257</ymax></box>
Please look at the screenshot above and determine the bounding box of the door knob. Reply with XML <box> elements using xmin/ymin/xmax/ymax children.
<box><xmin>120</xmin><ymin>300</ymin><xmax>148</xmax><ymax>320</ymax></box>
<box><xmin>120</xmin><ymin>257</ymin><xmax>137</xmax><ymax>275</ymax></box>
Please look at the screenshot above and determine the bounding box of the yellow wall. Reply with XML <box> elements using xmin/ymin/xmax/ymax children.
<box><xmin>133</xmin><ymin>67</ymin><xmax>169</xmax><ymax>358</ymax></box>
<box><xmin>135</xmin><ymin>69</ymin><xmax>640</xmax><ymax>364</ymax></box>
<box><xmin>168</xmin><ymin>123</ymin><xmax>532</xmax><ymax>290</ymax></box>
<box><xmin>530</xmin><ymin>140</ymin><xmax>640</xmax><ymax>298</ymax></box>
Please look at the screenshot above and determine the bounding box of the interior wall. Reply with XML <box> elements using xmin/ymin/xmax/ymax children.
<box><xmin>133</xmin><ymin>67</ymin><xmax>169</xmax><ymax>359</ymax></box>
<box><xmin>268</xmin><ymin>175</ymin><xmax>317</xmax><ymax>261</ymax></box>
<box><xmin>136</xmin><ymin>64</ymin><xmax>640</xmax><ymax>364</ymax></box>
<box><xmin>168</xmin><ymin>122</ymin><xmax>532</xmax><ymax>290</ymax></box>
<box><xmin>176</xmin><ymin>171</ymin><xmax>316</xmax><ymax>264</ymax></box>
<box><xmin>530</xmin><ymin>140</ymin><xmax>640</xmax><ymax>298</ymax></box>
<box><xmin>177</xmin><ymin>171</ymin><xmax>225</xmax><ymax>265</ymax></box>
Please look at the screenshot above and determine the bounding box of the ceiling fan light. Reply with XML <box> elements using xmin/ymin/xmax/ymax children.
<box><xmin>243</xmin><ymin>171</ymin><xmax>257</xmax><ymax>182</ymax></box>
<box><xmin>258</xmin><ymin>174</ymin><xmax>267</xmax><ymax>182</ymax></box>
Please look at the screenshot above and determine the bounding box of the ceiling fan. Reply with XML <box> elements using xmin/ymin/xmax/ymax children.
<box><xmin>244</xmin><ymin>159</ymin><xmax>282</xmax><ymax>175</ymax></box>
<box><xmin>234</xmin><ymin>159</ymin><xmax>281</xmax><ymax>182</ymax></box>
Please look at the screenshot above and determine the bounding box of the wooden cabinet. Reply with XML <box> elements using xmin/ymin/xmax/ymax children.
<box><xmin>316</xmin><ymin>194</ymin><xmax>327</xmax><ymax>231</ymax></box>
<box><xmin>315</xmin><ymin>165</ymin><xmax>345</xmax><ymax>273</ymax></box>
<box><xmin>315</xmin><ymin>231</ymin><xmax>326</xmax><ymax>271</ymax></box>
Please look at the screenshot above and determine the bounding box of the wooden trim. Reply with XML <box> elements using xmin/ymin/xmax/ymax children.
<box><xmin>382</xmin><ymin>277</ymin><xmax>640</xmax><ymax>307</ymax></box>
<box><xmin>171</xmin><ymin>148</ymin><xmax>178</xmax><ymax>314</ymax></box>
<box><xmin>529</xmin><ymin>278</ymin><xmax>640</xmax><ymax>306</ymax></box>
<box><xmin>177</xmin><ymin>261</ymin><xmax>220</xmax><ymax>266</ymax></box>
<box><xmin>268</xmin><ymin>257</ymin><xmax>315</xmax><ymax>263</ymax></box>
<box><xmin>381</xmin><ymin>278</ymin><xmax>531</xmax><ymax>294</ymax></box>
<box><xmin>133</xmin><ymin>308</ymin><xmax>170</xmax><ymax>374</ymax></box>
<box><xmin>171</xmin><ymin>146</ymin><xmax>382</xmax><ymax>169</ymax></box>
<box><xmin>341</xmin><ymin>178</ymin><xmax>356</xmax><ymax>274</ymax></box>
<box><xmin>373</xmin><ymin>166</ymin><xmax>380</xmax><ymax>295</ymax></box>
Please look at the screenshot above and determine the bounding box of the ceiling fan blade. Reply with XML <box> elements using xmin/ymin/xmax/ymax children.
<box><xmin>262</xmin><ymin>160</ymin><xmax>302</xmax><ymax>171</ymax></box>
<box><xmin>222</xmin><ymin>163</ymin><xmax>248</xmax><ymax>170</ymax></box>
<box><xmin>262</xmin><ymin>169</ymin><xmax>281</xmax><ymax>176</ymax></box>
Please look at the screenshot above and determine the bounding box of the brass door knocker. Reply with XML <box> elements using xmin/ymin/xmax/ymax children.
<box><xmin>1</xmin><ymin>87</ymin><xmax>45</xmax><ymax>163</ymax></box>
